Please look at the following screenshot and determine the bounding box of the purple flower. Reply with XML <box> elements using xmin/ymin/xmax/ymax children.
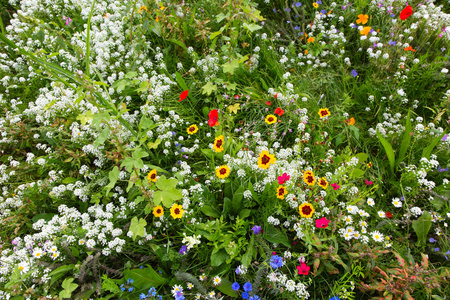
<box><xmin>242</xmin><ymin>292</ymin><xmax>249</xmax><ymax>299</ymax></box>
<box><xmin>231</xmin><ymin>282</ymin><xmax>240</xmax><ymax>291</ymax></box>
<box><xmin>441</xmin><ymin>134</ymin><xmax>448</xmax><ymax>141</ymax></box>
<box><xmin>434</xmin><ymin>248</ymin><xmax>440</xmax><ymax>252</ymax></box>
<box><xmin>429</xmin><ymin>238</ymin><xmax>436</xmax><ymax>243</ymax></box>
<box><xmin>270</xmin><ymin>255</ymin><xmax>283</xmax><ymax>269</ymax></box>
<box><xmin>243</xmin><ymin>282</ymin><xmax>252</xmax><ymax>292</ymax></box>
<box><xmin>295</xmin><ymin>2</ymin><xmax>302</xmax><ymax>7</ymax></box>
<box><xmin>351</xmin><ymin>70</ymin><xmax>358</xmax><ymax>77</ymax></box>
<box><xmin>389</xmin><ymin>40</ymin><xmax>397</xmax><ymax>46</ymax></box>
<box><xmin>251</xmin><ymin>225</ymin><xmax>261</xmax><ymax>235</ymax></box>
<box><xmin>179</xmin><ymin>245</ymin><xmax>187</xmax><ymax>255</ymax></box>
<box><xmin>316</xmin><ymin>0</ymin><xmax>322</xmax><ymax>4</ymax></box>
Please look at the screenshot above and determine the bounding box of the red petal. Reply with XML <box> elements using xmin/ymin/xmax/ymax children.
<box><xmin>179</xmin><ymin>90</ymin><xmax>189</xmax><ymax>101</ymax></box>
<box><xmin>265</xmin><ymin>101</ymin><xmax>272</xmax><ymax>106</ymax></box>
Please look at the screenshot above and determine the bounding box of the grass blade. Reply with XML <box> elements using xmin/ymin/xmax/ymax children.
<box><xmin>376</xmin><ymin>130</ymin><xmax>395</xmax><ymax>174</ymax></box>
<box><xmin>396</xmin><ymin>110</ymin><xmax>412</xmax><ymax>169</ymax></box>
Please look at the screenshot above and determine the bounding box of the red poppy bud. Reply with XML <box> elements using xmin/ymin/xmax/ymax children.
<box><xmin>399</xmin><ymin>5</ymin><xmax>413</xmax><ymax>20</ymax></box>
<box><xmin>179</xmin><ymin>89</ymin><xmax>189</xmax><ymax>101</ymax></box>
<box><xmin>265</xmin><ymin>101</ymin><xmax>272</xmax><ymax>106</ymax></box>
<box><xmin>386</xmin><ymin>211</ymin><xmax>392</xmax><ymax>219</ymax></box>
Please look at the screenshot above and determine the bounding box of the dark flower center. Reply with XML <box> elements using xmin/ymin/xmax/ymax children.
<box><xmin>306</xmin><ymin>175</ymin><xmax>314</xmax><ymax>183</ymax></box>
<box><xmin>215</xmin><ymin>139</ymin><xmax>223</xmax><ymax>148</ymax></box>
<box><xmin>219</xmin><ymin>168</ymin><xmax>227</xmax><ymax>175</ymax></box>
<box><xmin>156</xmin><ymin>209</ymin><xmax>161</xmax><ymax>214</ymax></box>
<box><xmin>174</xmin><ymin>208</ymin><xmax>180</xmax><ymax>215</ymax></box>
<box><xmin>268</xmin><ymin>117</ymin><xmax>274</xmax><ymax>122</ymax></box>
<box><xmin>302</xmin><ymin>205</ymin><xmax>312</xmax><ymax>216</ymax></box>
<box><xmin>151</xmin><ymin>174</ymin><xmax>156</xmax><ymax>179</ymax></box>
<box><xmin>320</xmin><ymin>110</ymin><xmax>328</xmax><ymax>116</ymax></box>
<box><xmin>278</xmin><ymin>188</ymin><xmax>285</xmax><ymax>196</ymax></box>
<box><xmin>189</xmin><ymin>127</ymin><xmax>195</xmax><ymax>132</ymax></box>
<box><xmin>261</xmin><ymin>155</ymin><xmax>270</xmax><ymax>164</ymax></box>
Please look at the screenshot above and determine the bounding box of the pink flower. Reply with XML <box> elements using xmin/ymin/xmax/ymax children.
<box><xmin>297</xmin><ymin>263</ymin><xmax>310</xmax><ymax>275</ymax></box>
<box><xmin>365</xmin><ymin>179</ymin><xmax>373</xmax><ymax>185</ymax></box>
<box><xmin>331</xmin><ymin>183</ymin><xmax>340</xmax><ymax>190</ymax></box>
<box><xmin>277</xmin><ymin>173</ymin><xmax>290</xmax><ymax>185</ymax></box>
<box><xmin>315</xmin><ymin>217</ymin><xmax>330</xmax><ymax>228</ymax></box>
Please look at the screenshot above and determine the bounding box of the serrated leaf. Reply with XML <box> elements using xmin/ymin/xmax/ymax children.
<box><xmin>147</xmin><ymin>138</ymin><xmax>161</xmax><ymax>149</ymax></box>
<box><xmin>129</xmin><ymin>217</ymin><xmax>147</xmax><ymax>241</ymax></box>
<box><xmin>223</xmin><ymin>59</ymin><xmax>240</xmax><ymax>75</ymax></box>
<box><xmin>201</xmin><ymin>81</ymin><xmax>217</xmax><ymax>95</ymax></box>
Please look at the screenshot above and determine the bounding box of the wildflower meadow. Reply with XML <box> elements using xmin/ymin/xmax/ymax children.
<box><xmin>0</xmin><ymin>0</ymin><xmax>450</xmax><ymax>299</ymax></box>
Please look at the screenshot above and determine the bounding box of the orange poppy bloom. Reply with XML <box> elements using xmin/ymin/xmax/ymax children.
<box><xmin>360</xmin><ymin>27</ymin><xmax>371</xmax><ymax>36</ymax></box>
<box><xmin>356</xmin><ymin>14</ymin><xmax>369</xmax><ymax>25</ymax></box>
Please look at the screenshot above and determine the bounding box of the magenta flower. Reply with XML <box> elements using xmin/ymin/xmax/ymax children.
<box><xmin>315</xmin><ymin>217</ymin><xmax>330</xmax><ymax>228</ymax></box>
<box><xmin>331</xmin><ymin>183</ymin><xmax>340</xmax><ymax>190</ymax></box>
<box><xmin>365</xmin><ymin>179</ymin><xmax>373</xmax><ymax>185</ymax></box>
<box><xmin>277</xmin><ymin>173</ymin><xmax>290</xmax><ymax>185</ymax></box>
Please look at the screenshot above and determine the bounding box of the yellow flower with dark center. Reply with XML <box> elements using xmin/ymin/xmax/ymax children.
<box><xmin>318</xmin><ymin>177</ymin><xmax>328</xmax><ymax>189</ymax></box>
<box><xmin>265</xmin><ymin>114</ymin><xmax>277</xmax><ymax>125</ymax></box>
<box><xmin>147</xmin><ymin>169</ymin><xmax>157</xmax><ymax>182</ymax></box>
<box><xmin>367</xmin><ymin>161</ymin><xmax>373</xmax><ymax>168</ymax></box>
<box><xmin>170</xmin><ymin>203</ymin><xmax>184</xmax><ymax>219</ymax></box>
<box><xmin>216</xmin><ymin>165</ymin><xmax>231</xmax><ymax>179</ymax></box>
<box><xmin>153</xmin><ymin>205</ymin><xmax>164</xmax><ymax>218</ymax></box>
<box><xmin>213</xmin><ymin>135</ymin><xmax>224</xmax><ymax>152</ymax></box>
<box><xmin>360</xmin><ymin>26</ymin><xmax>371</xmax><ymax>36</ymax></box>
<box><xmin>257</xmin><ymin>150</ymin><xmax>276</xmax><ymax>169</ymax></box>
<box><xmin>318</xmin><ymin>108</ymin><xmax>331</xmax><ymax>118</ymax></box>
<box><xmin>313</xmin><ymin>2</ymin><xmax>319</xmax><ymax>8</ymax></box>
<box><xmin>276</xmin><ymin>185</ymin><xmax>288</xmax><ymax>199</ymax></box>
<box><xmin>356</xmin><ymin>14</ymin><xmax>369</xmax><ymax>24</ymax></box>
<box><xmin>187</xmin><ymin>124</ymin><xmax>198</xmax><ymax>135</ymax></box>
<box><xmin>307</xmin><ymin>37</ymin><xmax>315</xmax><ymax>43</ymax></box>
<box><xmin>303</xmin><ymin>170</ymin><xmax>316</xmax><ymax>186</ymax></box>
<box><xmin>299</xmin><ymin>202</ymin><xmax>315</xmax><ymax>218</ymax></box>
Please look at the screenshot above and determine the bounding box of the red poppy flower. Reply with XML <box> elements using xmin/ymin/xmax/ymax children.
<box><xmin>386</xmin><ymin>211</ymin><xmax>392</xmax><ymax>219</ymax></box>
<box><xmin>265</xmin><ymin>101</ymin><xmax>272</xmax><ymax>106</ymax></box>
<box><xmin>208</xmin><ymin>109</ymin><xmax>219</xmax><ymax>127</ymax></box>
<box><xmin>274</xmin><ymin>107</ymin><xmax>285</xmax><ymax>116</ymax></box>
<box><xmin>179</xmin><ymin>90</ymin><xmax>189</xmax><ymax>102</ymax></box>
<box><xmin>399</xmin><ymin>5</ymin><xmax>413</xmax><ymax>20</ymax></box>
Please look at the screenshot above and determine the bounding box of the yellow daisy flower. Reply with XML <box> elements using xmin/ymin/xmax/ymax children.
<box><xmin>187</xmin><ymin>124</ymin><xmax>199</xmax><ymax>135</ymax></box>
<box><xmin>299</xmin><ymin>202</ymin><xmax>315</xmax><ymax>218</ymax></box>
<box><xmin>147</xmin><ymin>169</ymin><xmax>157</xmax><ymax>182</ymax></box>
<box><xmin>153</xmin><ymin>205</ymin><xmax>164</xmax><ymax>218</ymax></box>
<box><xmin>170</xmin><ymin>203</ymin><xmax>184</xmax><ymax>219</ymax></box>
<box><xmin>303</xmin><ymin>171</ymin><xmax>316</xmax><ymax>186</ymax></box>
<box><xmin>265</xmin><ymin>114</ymin><xmax>277</xmax><ymax>125</ymax></box>
<box><xmin>257</xmin><ymin>150</ymin><xmax>276</xmax><ymax>169</ymax></box>
<box><xmin>276</xmin><ymin>185</ymin><xmax>288</xmax><ymax>199</ymax></box>
<box><xmin>318</xmin><ymin>177</ymin><xmax>328</xmax><ymax>189</ymax></box>
<box><xmin>213</xmin><ymin>135</ymin><xmax>224</xmax><ymax>152</ymax></box>
<box><xmin>216</xmin><ymin>165</ymin><xmax>231</xmax><ymax>179</ymax></box>
<box><xmin>318</xmin><ymin>108</ymin><xmax>331</xmax><ymax>118</ymax></box>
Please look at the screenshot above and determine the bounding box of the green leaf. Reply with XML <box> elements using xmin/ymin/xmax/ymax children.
<box><xmin>147</xmin><ymin>138</ymin><xmax>161</xmax><ymax>149</ymax></box>
<box><xmin>129</xmin><ymin>217</ymin><xmax>147</xmax><ymax>241</ymax></box>
<box><xmin>156</xmin><ymin>175</ymin><xmax>178</xmax><ymax>190</ymax></box>
<box><xmin>354</xmin><ymin>153</ymin><xmax>368</xmax><ymax>162</ymax></box>
<box><xmin>76</xmin><ymin>110</ymin><xmax>94</xmax><ymax>125</ymax></box>
<box><xmin>175</xmin><ymin>71</ymin><xmax>188</xmax><ymax>91</ymax></box>
<box><xmin>105</xmin><ymin>166</ymin><xmax>120</xmax><ymax>196</ymax></box>
<box><xmin>152</xmin><ymin>190</ymin><xmax>163</xmax><ymax>206</ymax></box>
<box><xmin>243</xmin><ymin>22</ymin><xmax>262</xmax><ymax>32</ymax></box>
<box><xmin>241</xmin><ymin>234</ymin><xmax>254</xmax><ymax>267</ymax></box>
<box><xmin>396</xmin><ymin>110</ymin><xmax>412</xmax><ymax>168</ymax></box>
<box><xmin>351</xmin><ymin>168</ymin><xmax>364</xmax><ymax>179</ymax></box>
<box><xmin>263</xmin><ymin>226</ymin><xmax>290</xmax><ymax>247</ymax></box>
<box><xmin>161</xmin><ymin>189</ymin><xmax>182</xmax><ymax>207</ymax></box>
<box><xmin>232</xmin><ymin>186</ymin><xmax>245</xmax><ymax>213</ymax></box>
<box><xmin>222</xmin><ymin>59</ymin><xmax>240</xmax><ymax>75</ymax></box>
<box><xmin>209</xmin><ymin>31</ymin><xmax>222</xmax><ymax>40</ymax></box>
<box><xmin>222</xmin><ymin>198</ymin><xmax>232</xmax><ymax>214</ymax></box>
<box><xmin>412</xmin><ymin>211</ymin><xmax>432</xmax><ymax>247</ymax></box>
<box><xmin>32</xmin><ymin>213</ymin><xmax>56</xmax><ymax>224</ymax></box>
<box><xmin>201</xmin><ymin>81</ymin><xmax>217</xmax><ymax>95</ymax></box>
<box><xmin>169</xmin><ymin>39</ymin><xmax>187</xmax><ymax>51</ymax></box>
<box><xmin>59</xmin><ymin>278</ymin><xmax>78</xmax><ymax>299</ymax></box>
<box><xmin>123</xmin><ymin>266</ymin><xmax>168</xmax><ymax>289</ymax></box>
<box><xmin>101</xmin><ymin>274</ymin><xmax>121</xmax><ymax>294</ymax></box>
<box><xmin>349</xmin><ymin>125</ymin><xmax>359</xmax><ymax>140</ymax></box>
<box><xmin>201</xmin><ymin>205</ymin><xmax>221</xmax><ymax>218</ymax></box>
<box><xmin>376</xmin><ymin>130</ymin><xmax>395</xmax><ymax>174</ymax></box>
<box><xmin>125</xmin><ymin>71</ymin><xmax>138</xmax><ymax>79</ymax></box>
<box><xmin>49</xmin><ymin>264</ymin><xmax>74</xmax><ymax>286</ymax></box>
<box><xmin>238</xmin><ymin>209</ymin><xmax>251</xmax><ymax>219</ymax></box>
<box><xmin>211</xmin><ymin>249</ymin><xmax>229</xmax><ymax>267</ymax></box>
<box><xmin>93</xmin><ymin>127</ymin><xmax>110</xmax><ymax>148</ymax></box>
<box><xmin>422</xmin><ymin>133</ymin><xmax>446</xmax><ymax>160</ymax></box>
<box><xmin>335</xmin><ymin>133</ymin><xmax>344</xmax><ymax>146</ymax></box>
<box><xmin>216</xmin><ymin>277</ymin><xmax>238</xmax><ymax>298</ymax></box>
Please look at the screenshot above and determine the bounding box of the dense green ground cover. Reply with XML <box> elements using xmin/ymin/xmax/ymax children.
<box><xmin>0</xmin><ymin>0</ymin><xmax>449</xmax><ymax>299</ymax></box>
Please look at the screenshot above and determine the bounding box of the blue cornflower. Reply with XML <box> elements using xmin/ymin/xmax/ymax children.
<box><xmin>329</xmin><ymin>297</ymin><xmax>341</xmax><ymax>300</ymax></box>
<box><xmin>434</xmin><ymin>248</ymin><xmax>440</xmax><ymax>252</ymax></box>
<box><xmin>249</xmin><ymin>296</ymin><xmax>261</xmax><ymax>300</ymax></box>
<box><xmin>242</xmin><ymin>292</ymin><xmax>249</xmax><ymax>299</ymax></box>
<box><xmin>251</xmin><ymin>225</ymin><xmax>261</xmax><ymax>235</ymax></box>
<box><xmin>232</xmin><ymin>282</ymin><xmax>240</xmax><ymax>291</ymax></box>
<box><xmin>321</xmin><ymin>9</ymin><xmax>327</xmax><ymax>14</ymax></box>
<box><xmin>243</xmin><ymin>282</ymin><xmax>252</xmax><ymax>292</ymax></box>
<box><xmin>120</xmin><ymin>284</ymin><xmax>125</xmax><ymax>292</ymax></box>
<box><xmin>294</xmin><ymin>25</ymin><xmax>300</xmax><ymax>30</ymax></box>
<box><xmin>429</xmin><ymin>238</ymin><xmax>436</xmax><ymax>243</ymax></box>
<box><xmin>316</xmin><ymin>0</ymin><xmax>322</xmax><ymax>4</ymax></box>
<box><xmin>140</xmin><ymin>293</ymin><xmax>147</xmax><ymax>299</ymax></box>
<box><xmin>351</xmin><ymin>70</ymin><xmax>358</xmax><ymax>77</ymax></box>
<box><xmin>388</xmin><ymin>40</ymin><xmax>396</xmax><ymax>46</ymax></box>
<box><xmin>270</xmin><ymin>255</ymin><xmax>283</xmax><ymax>269</ymax></box>
<box><xmin>391</xmin><ymin>14</ymin><xmax>395</xmax><ymax>17</ymax></box>
<box><xmin>295</xmin><ymin>2</ymin><xmax>302</xmax><ymax>6</ymax></box>
<box><xmin>128</xmin><ymin>286</ymin><xmax>134</xmax><ymax>292</ymax></box>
